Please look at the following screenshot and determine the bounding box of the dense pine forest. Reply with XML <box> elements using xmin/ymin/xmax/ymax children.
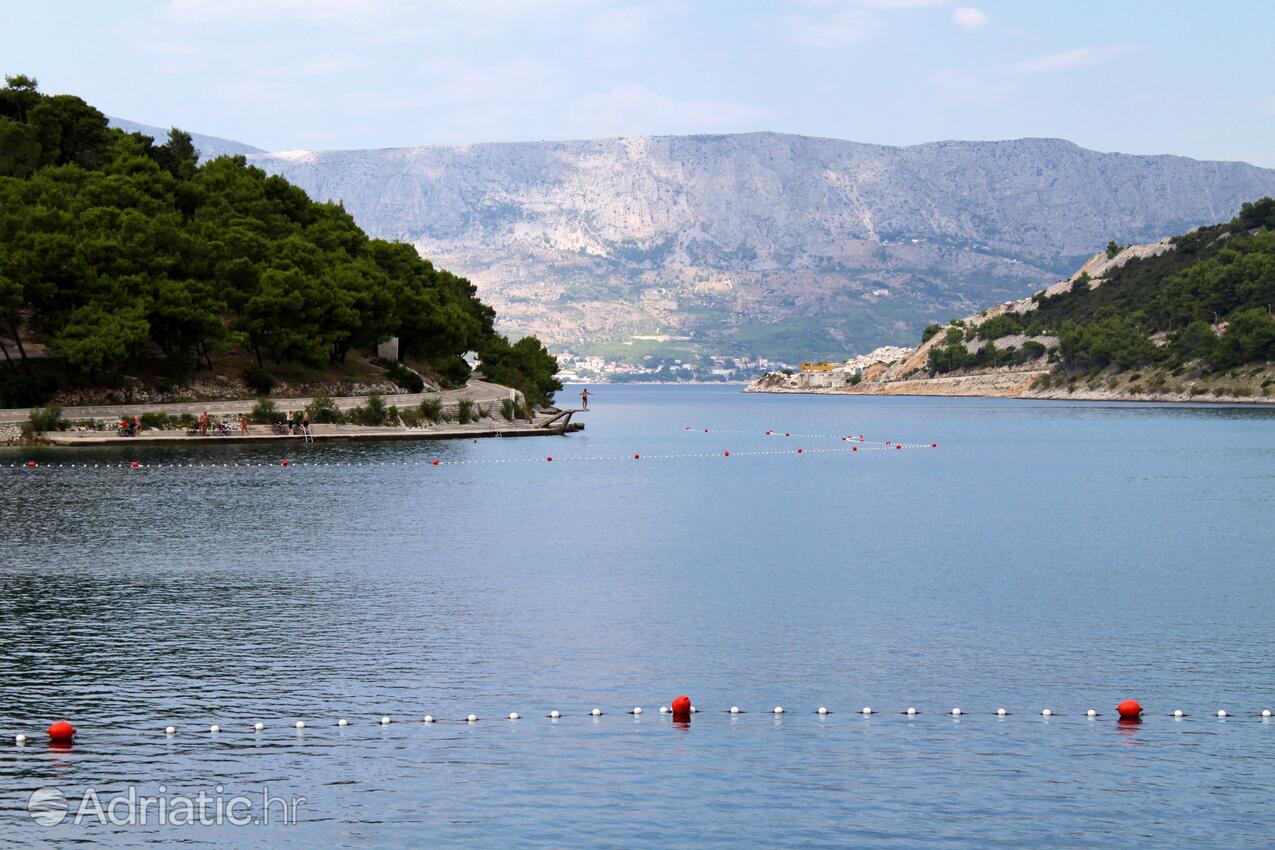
<box><xmin>0</xmin><ymin>75</ymin><xmax>561</xmax><ymax>406</ymax></box>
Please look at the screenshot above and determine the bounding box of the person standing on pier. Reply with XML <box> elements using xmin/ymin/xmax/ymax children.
<box><xmin>580</xmin><ymin>387</ymin><xmax>590</xmax><ymax>410</ymax></box>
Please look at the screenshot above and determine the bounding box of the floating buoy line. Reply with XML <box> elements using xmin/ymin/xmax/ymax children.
<box><xmin>6</xmin><ymin>426</ymin><xmax>938</xmax><ymax>473</ymax></box>
<box><xmin>12</xmin><ymin>703</ymin><xmax>1274</xmax><ymax>745</ymax></box>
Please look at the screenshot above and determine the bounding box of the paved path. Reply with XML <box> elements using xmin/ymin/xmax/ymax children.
<box><xmin>0</xmin><ymin>380</ymin><xmax>517</xmax><ymax>424</ymax></box>
<box><xmin>38</xmin><ymin>416</ymin><xmax>579</xmax><ymax>446</ymax></box>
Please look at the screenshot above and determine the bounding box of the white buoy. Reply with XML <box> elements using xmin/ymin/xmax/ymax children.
<box><xmin>1173</xmin><ymin>709</ymin><xmax>1184</xmax><ymax>718</ymax></box>
<box><xmin>295</xmin><ymin>721</ymin><xmax>305</xmax><ymax>729</ymax></box>
<box><xmin>209</xmin><ymin>724</ymin><xmax>220</xmax><ymax>734</ymax></box>
<box><xmin>906</xmin><ymin>707</ymin><xmax>917</xmax><ymax>716</ymax></box>
<box><xmin>632</xmin><ymin>707</ymin><xmax>643</xmax><ymax>716</ymax></box>
<box><xmin>817</xmin><ymin>706</ymin><xmax>828</xmax><ymax>715</ymax></box>
<box><xmin>550</xmin><ymin>710</ymin><xmax>561</xmax><ymax>719</ymax></box>
<box><xmin>15</xmin><ymin>734</ymin><xmax>27</xmax><ymax>744</ymax></box>
<box><xmin>1087</xmin><ymin>709</ymin><xmax>1097</xmax><ymax>718</ymax></box>
<box><xmin>861</xmin><ymin>707</ymin><xmax>873</xmax><ymax>715</ymax></box>
<box><xmin>659</xmin><ymin>707</ymin><xmax>669</xmax><ymax>714</ymax></box>
<box><xmin>1217</xmin><ymin>709</ymin><xmax>1228</xmax><ymax>718</ymax></box>
<box><xmin>1262</xmin><ymin>709</ymin><xmax>1272</xmax><ymax>718</ymax></box>
<box><xmin>730</xmin><ymin>706</ymin><xmax>741</xmax><ymax>714</ymax></box>
<box><xmin>467</xmin><ymin>714</ymin><xmax>478</xmax><ymax>723</ymax></box>
<box><xmin>165</xmin><ymin>726</ymin><xmax>176</xmax><ymax>735</ymax></box>
<box><xmin>1041</xmin><ymin>709</ymin><xmax>1052</xmax><ymax>717</ymax></box>
<box><xmin>380</xmin><ymin>716</ymin><xmax>391</xmax><ymax>725</ymax></box>
<box><xmin>422</xmin><ymin>715</ymin><xmax>435</xmax><ymax>723</ymax></box>
<box><xmin>337</xmin><ymin>718</ymin><xmax>348</xmax><ymax>727</ymax></box>
<box><xmin>996</xmin><ymin>708</ymin><xmax>1007</xmax><ymax>717</ymax></box>
<box><xmin>591</xmin><ymin>708</ymin><xmax>602</xmax><ymax>717</ymax></box>
<box><xmin>951</xmin><ymin>708</ymin><xmax>962</xmax><ymax>716</ymax></box>
<box><xmin>773</xmin><ymin>706</ymin><xmax>784</xmax><ymax>715</ymax></box>
<box><xmin>509</xmin><ymin>712</ymin><xmax>520</xmax><ymax>720</ymax></box>
<box><xmin>254</xmin><ymin>722</ymin><xmax>264</xmax><ymax>732</ymax></box>
<box><xmin>690</xmin><ymin>706</ymin><xmax>698</xmax><ymax>713</ymax></box>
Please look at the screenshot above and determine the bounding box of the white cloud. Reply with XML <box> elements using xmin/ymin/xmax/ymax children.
<box><xmin>567</xmin><ymin>84</ymin><xmax>767</xmax><ymax>138</ymax></box>
<box><xmin>775</xmin><ymin>10</ymin><xmax>879</xmax><ymax>47</ymax></box>
<box><xmin>951</xmin><ymin>6</ymin><xmax>987</xmax><ymax>30</ymax></box>
<box><xmin>1014</xmin><ymin>43</ymin><xmax>1138</xmax><ymax>73</ymax></box>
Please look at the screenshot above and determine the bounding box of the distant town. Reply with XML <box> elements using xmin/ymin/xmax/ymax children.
<box><xmin>553</xmin><ymin>350</ymin><xmax>791</xmax><ymax>384</ymax></box>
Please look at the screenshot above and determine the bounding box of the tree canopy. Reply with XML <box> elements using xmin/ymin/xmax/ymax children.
<box><xmin>926</xmin><ymin>198</ymin><xmax>1275</xmax><ymax>375</ymax></box>
<box><xmin>0</xmin><ymin>75</ymin><xmax>559</xmax><ymax>406</ymax></box>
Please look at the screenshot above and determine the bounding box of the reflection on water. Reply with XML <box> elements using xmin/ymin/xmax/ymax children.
<box><xmin>2</xmin><ymin>388</ymin><xmax>1274</xmax><ymax>848</ymax></box>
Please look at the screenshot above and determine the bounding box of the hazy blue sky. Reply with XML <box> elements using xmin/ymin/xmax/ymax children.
<box><xmin>3</xmin><ymin>1</ymin><xmax>1273</xmax><ymax>164</ymax></box>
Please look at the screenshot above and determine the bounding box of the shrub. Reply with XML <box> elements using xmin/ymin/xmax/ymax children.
<box><xmin>27</xmin><ymin>406</ymin><xmax>63</xmax><ymax>433</ymax></box>
<box><xmin>457</xmin><ymin>398</ymin><xmax>477</xmax><ymax>424</ymax></box>
<box><xmin>399</xmin><ymin>407</ymin><xmax>423</xmax><ymax>427</ymax></box>
<box><xmin>920</xmin><ymin>324</ymin><xmax>943</xmax><ymax>344</ymax></box>
<box><xmin>307</xmin><ymin>392</ymin><xmax>345</xmax><ymax>424</ymax></box>
<box><xmin>419</xmin><ymin>397</ymin><xmax>443</xmax><ymax>423</ymax></box>
<box><xmin>349</xmin><ymin>393</ymin><xmax>389</xmax><ymax>426</ymax></box>
<box><xmin>0</xmin><ymin>373</ymin><xmax>58</xmax><ymax>408</ymax></box>
<box><xmin>241</xmin><ymin>365</ymin><xmax>276</xmax><ymax>396</ymax></box>
<box><xmin>386</xmin><ymin>362</ymin><xmax>424</xmax><ymax>393</ymax></box>
<box><xmin>500</xmin><ymin>397</ymin><xmax>517</xmax><ymax>421</ymax></box>
<box><xmin>140</xmin><ymin>412</ymin><xmax>171</xmax><ymax>430</ymax></box>
<box><xmin>176</xmin><ymin>413</ymin><xmax>196</xmax><ymax>429</ymax></box>
<box><xmin>249</xmin><ymin>398</ymin><xmax>283</xmax><ymax>424</ymax></box>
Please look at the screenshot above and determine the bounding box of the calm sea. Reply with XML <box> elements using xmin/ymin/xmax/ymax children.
<box><xmin>2</xmin><ymin>385</ymin><xmax>1274</xmax><ymax>848</ymax></box>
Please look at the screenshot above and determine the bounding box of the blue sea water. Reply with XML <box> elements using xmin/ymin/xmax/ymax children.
<box><xmin>1</xmin><ymin>384</ymin><xmax>1274</xmax><ymax>848</ymax></box>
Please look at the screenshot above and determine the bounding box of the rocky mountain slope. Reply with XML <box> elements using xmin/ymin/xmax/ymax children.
<box><xmin>245</xmin><ymin>133</ymin><xmax>1275</xmax><ymax>361</ymax></box>
<box><xmin>108</xmin><ymin>117</ymin><xmax>263</xmax><ymax>159</ymax></box>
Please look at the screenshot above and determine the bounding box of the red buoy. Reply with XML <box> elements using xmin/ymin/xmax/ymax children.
<box><xmin>931</xmin><ymin>442</ymin><xmax>937</xmax><ymax>448</ymax></box>
<box><xmin>851</xmin><ymin>446</ymin><xmax>858</xmax><ymax>452</ymax></box>
<box><xmin>130</xmin><ymin>461</ymin><xmax>140</xmax><ymax>468</ymax></box>
<box><xmin>1117</xmin><ymin>699</ymin><xmax>1142</xmax><ymax>720</ymax></box>
<box><xmin>48</xmin><ymin>721</ymin><xmax>76</xmax><ymax>742</ymax></box>
<box><xmin>25</xmin><ymin>460</ymin><xmax>37</xmax><ymax>469</ymax></box>
<box><xmin>280</xmin><ymin>459</ymin><xmax>289</xmax><ymax>467</ymax></box>
<box><xmin>797</xmin><ymin>448</ymin><xmax>804</xmax><ymax>453</ymax></box>
<box><xmin>703</xmin><ymin>428</ymin><xmax>709</xmax><ymax>433</ymax></box>
<box><xmin>633</xmin><ymin>453</ymin><xmax>640</xmax><ymax>459</ymax></box>
<box><xmin>896</xmin><ymin>444</ymin><xmax>902</xmax><ymax>450</ymax></box>
<box><xmin>723</xmin><ymin>450</ymin><xmax>730</xmax><ymax>457</ymax></box>
<box><xmin>784</xmin><ymin>432</ymin><xmax>790</xmax><ymax>437</ymax></box>
<box><xmin>432</xmin><ymin>459</ymin><xmax>440</xmax><ymax>465</ymax></box>
<box><xmin>546</xmin><ymin>456</ymin><xmax>553</xmax><ymax>462</ymax></box>
<box><xmin>671</xmin><ymin>695</ymin><xmax>692</xmax><ymax>721</ymax></box>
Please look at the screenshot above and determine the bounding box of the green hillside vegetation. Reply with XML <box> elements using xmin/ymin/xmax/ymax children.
<box><xmin>926</xmin><ymin>199</ymin><xmax>1275</xmax><ymax>377</ymax></box>
<box><xmin>0</xmin><ymin>75</ymin><xmax>561</xmax><ymax>406</ymax></box>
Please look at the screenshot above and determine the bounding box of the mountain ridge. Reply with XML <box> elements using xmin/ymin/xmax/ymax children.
<box><xmin>238</xmin><ymin>132</ymin><xmax>1275</xmax><ymax>362</ymax></box>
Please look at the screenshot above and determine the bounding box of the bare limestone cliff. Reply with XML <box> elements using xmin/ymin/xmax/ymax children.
<box><xmin>246</xmin><ymin>134</ymin><xmax>1275</xmax><ymax>360</ymax></box>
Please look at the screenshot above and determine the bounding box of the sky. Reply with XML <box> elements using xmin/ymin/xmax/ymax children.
<box><xmin>3</xmin><ymin>0</ymin><xmax>1274</xmax><ymax>165</ymax></box>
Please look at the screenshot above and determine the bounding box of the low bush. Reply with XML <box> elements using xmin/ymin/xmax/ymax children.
<box><xmin>457</xmin><ymin>398</ymin><xmax>477</xmax><ymax>424</ymax></box>
<box><xmin>419</xmin><ymin>397</ymin><xmax>443</xmax><ymax>423</ymax></box>
<box><xmin>349</xmin><ymin>393</ymin><xmax>390</xmax><ymax>426</ymax></box>
<box><xmin>140</xmin><ymin>412</ymin><xmax>171</xmax><ymax>430</ymax></box>
<box><xmin>307</xmin><ymin>392</ymin><xmax>346</xmax><ymax>424</ymax></box>
<box><xmin>250</xmin><ymin>398</ymin><xmax>284</xmax><ymax>424</ymax></box>
<box><xmin>399</xmin><ymin>407</ymin><xmax>423</xmax><ymax>428</ymax></box>
<box><xmin>241</xmin><ymin>365</ymin><xmax>276</xmax><ymax>396</ymax></box>
<box><xmin>500</xmin><ymin>397</ymin><xmax>517</xmax><ymax>421</ymax></box>
<box><xmin>27</xmin><ymin>406</ymin><xmax>63</xmax><ymax>433</ymax></box>
<box><xmin>386</xmin><ymin>362</ymin><xmax>425</xmax><ymax>393</ymax></box>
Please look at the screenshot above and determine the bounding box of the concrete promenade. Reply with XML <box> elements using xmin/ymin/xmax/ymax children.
<box><xmin>0</xmin><ymin>379</ymin><xmax>516</xmax><ymax>424</ymax></box>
